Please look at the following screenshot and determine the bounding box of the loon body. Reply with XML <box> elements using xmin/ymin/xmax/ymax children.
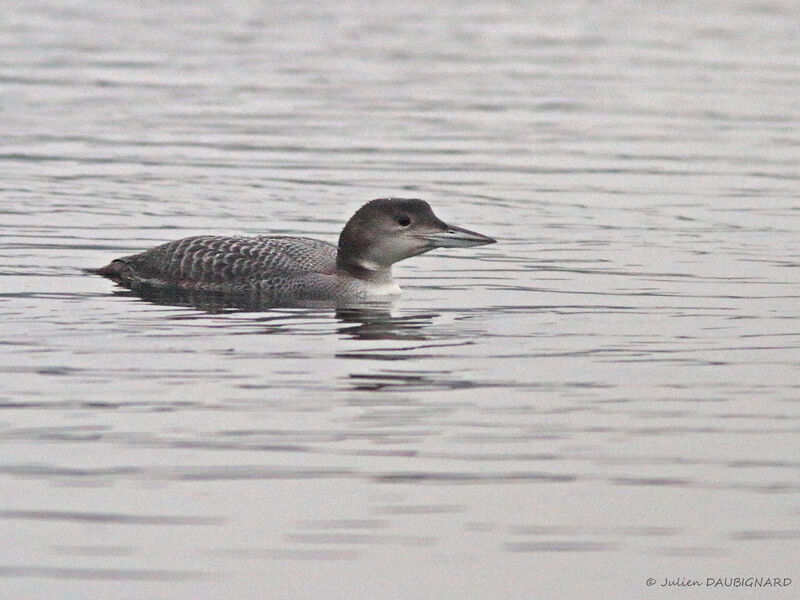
<box><xmin>96</xmin><ymin>198</ymin><xmax>496</xmax><ymax>305</ymax></box>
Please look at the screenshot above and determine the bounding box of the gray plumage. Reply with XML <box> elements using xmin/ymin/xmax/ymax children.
<box><xmin>96</xmin><ymin>198</ymin><xmax>496</xmax><ymax>305</ymax></box>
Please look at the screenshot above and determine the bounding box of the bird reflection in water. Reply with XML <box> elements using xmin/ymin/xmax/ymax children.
<box><xmin>109</xmin><ymin>286</ymin><xmax>438</xmax><ymax>342</ymax></box>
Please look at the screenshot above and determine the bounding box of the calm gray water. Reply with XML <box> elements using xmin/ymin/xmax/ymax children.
<box><xmin>1</xmin><ymin>1</ymin><xmax>799</xmax><ymax>598</ymax></box>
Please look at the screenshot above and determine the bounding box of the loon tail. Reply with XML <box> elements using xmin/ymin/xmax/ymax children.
<box><xmin>91</xmin><ymin>259</ymin><xmax>132</xmax><ymax>281</ymax></box>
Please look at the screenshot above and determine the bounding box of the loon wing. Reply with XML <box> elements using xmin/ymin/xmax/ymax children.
<box><xmin>97</xmin><ymin>235</ymin><xmax>338</xmax><ymax>291</ymax></box>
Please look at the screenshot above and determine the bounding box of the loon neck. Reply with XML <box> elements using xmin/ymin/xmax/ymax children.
<box><xmin>335</xmin><ymin>257</ymin><xmax>394</xmax><ymax>283</ymax></box>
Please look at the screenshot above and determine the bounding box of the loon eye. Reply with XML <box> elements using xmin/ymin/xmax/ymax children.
<box><xmin>396</xmin><ymin>216</ymin><xmax>411</xmax><ymax>227</ymax></box>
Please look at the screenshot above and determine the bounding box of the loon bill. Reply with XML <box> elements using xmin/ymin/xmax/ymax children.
<box><xmin>95</xmin><ymin>198</ymin><xmax>496</xmax><ymax>303</ymax></box>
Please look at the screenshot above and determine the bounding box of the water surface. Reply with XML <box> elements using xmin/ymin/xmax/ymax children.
<box><xmin>1</xmin><ymin>1</ymin><xmax>799</xmax><ymax>598</ymax></box>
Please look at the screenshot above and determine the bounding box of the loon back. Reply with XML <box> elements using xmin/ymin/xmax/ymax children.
<box><xmin>98</xmin><ymin>235</ymin><xmax>338</xmax><ymax>293</ymax></box>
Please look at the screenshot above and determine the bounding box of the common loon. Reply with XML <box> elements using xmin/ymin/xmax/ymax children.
<box><xmin>96</xmin><ymin>198</ymin><xmax>496</xmax><ymax>304</ymax></box>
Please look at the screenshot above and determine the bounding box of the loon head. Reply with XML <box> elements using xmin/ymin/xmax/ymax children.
<box><xmin>336</xmin><ymin>198</ymin><xmax>496</xmax><ymax>274</ymax></box>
